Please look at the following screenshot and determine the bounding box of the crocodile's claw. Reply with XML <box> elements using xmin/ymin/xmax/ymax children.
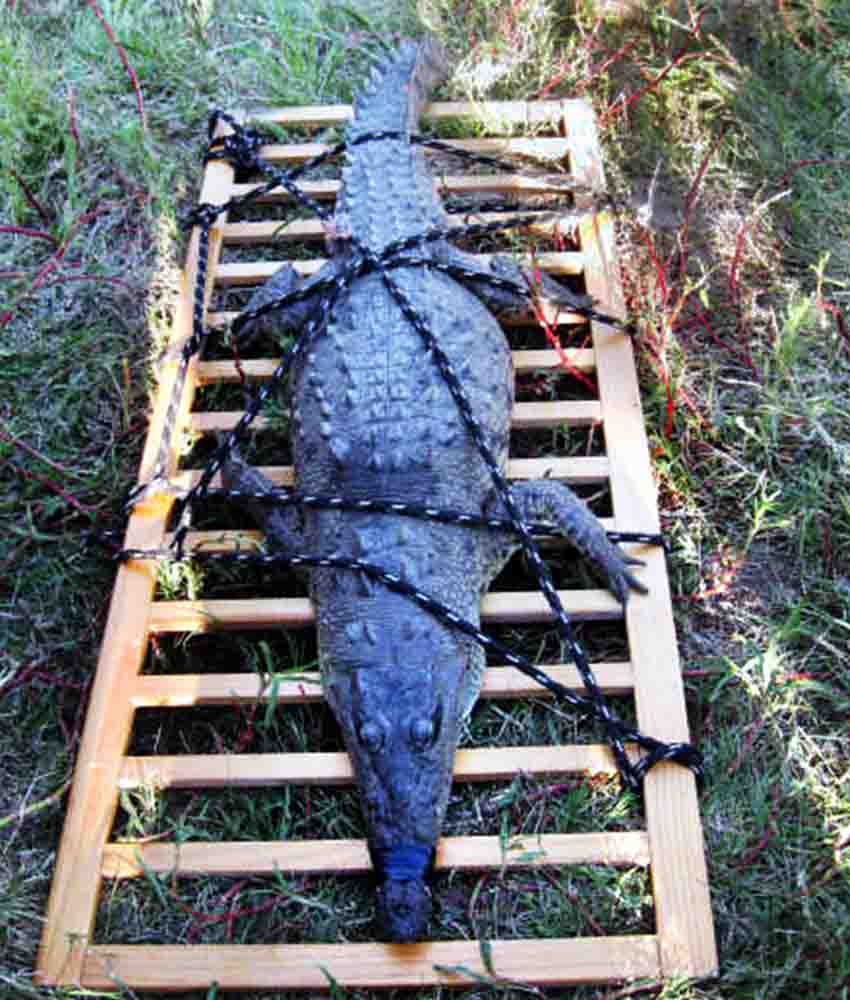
<box><xmin>486</xmin><ymin>480</ymin><xmax>649</xmax><ymax>607</ymax></box>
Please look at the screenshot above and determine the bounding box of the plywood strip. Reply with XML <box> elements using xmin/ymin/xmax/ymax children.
<box><xmin>210</xmin><ymin>250</ymin><xmax>584</xmax><ymax>284</ymax></box>
<box><xmin>130</xmin><ymin>662</ymin><xmax>634</xmax><ymax>707</ymax></box>
<box><xmin>160</xmin><ymin>516</ymin><xmax>617</xmax><ymax>551</ymax></box>
<box><xmin>81</xmin><ymin>936</ymin><xmax>661</xmax><ymax>992</ymax></box>
<box><xmin>35</xmin><ymin>118</ymin><xmax>240</xmax><ymax>987</ymax></box>
<box><xmin>252</xmin><ymin>98</ymin><xmax>570</xmax><ymax>128</ymax></box>
<box><xmin>221</xmin><ymin>211</ymin><xmax>579</xmax><ymax>245</ymax></box>
<box><xmin>102</xmin><ymin>830</ymin><xmax>650</xmax><ymax>879</ymax></box>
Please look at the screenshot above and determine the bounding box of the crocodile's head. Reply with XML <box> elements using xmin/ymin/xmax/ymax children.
<box><xmin>327</xmin><ymin>658</ymin><xmax>464</xmax><ymax>942</ymax></box>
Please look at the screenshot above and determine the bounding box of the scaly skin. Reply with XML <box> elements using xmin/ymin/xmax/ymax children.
<box><xmin>222</xmin><ymin>39</ymin><xmax>646</xmax><ymax>942</ymax></box>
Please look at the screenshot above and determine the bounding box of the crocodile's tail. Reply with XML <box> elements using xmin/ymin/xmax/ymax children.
<box><xmin>348</xmin><ymin>36</ymin><xmax>448</xmax><ymax>139</ymax></box>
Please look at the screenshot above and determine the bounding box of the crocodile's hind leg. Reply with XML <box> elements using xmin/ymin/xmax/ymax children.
<box><xmin>219</xmin><ymin>439</ymin><xmax>303</xmax><ymax>553</ymax></box>
<box><xmin>482</xmin><ymin>480</ymin><xmax>648</xmax><ymax>606</ymax></box>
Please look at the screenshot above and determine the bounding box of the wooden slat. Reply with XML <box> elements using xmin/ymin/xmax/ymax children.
<box><xmin>80</xmin><ymin>936</ymin><xmax>661</xmax><ymax>991</ymax></box>
<box><xmin>129</xmin><ymin>662</ymin><xmax>634</xmax><ymax>707</ymax></box>
<box><xmin>221</xmin><ymin>211</ymin><xmax>579</xmax><ymax>245</ymax></box>
<box><xmin>146</xmin><ymin>587</ymin><xmax>624</xmax><ymax>633</ymax></box>
<box><xmin>172</xmin><ymin>455</ymin><xmax>611</xmax><ymax>490</ymax></box>
<box><xmin>210</xmin><ymin>250</ymin><xmax>584</xmax><ymax>284</ymax></box>
<box><xmin>102</xmin><ymin>830</ymin><xmax>650</xmax><ymax>878</ymax></box>
<box><xmin>251</xmin><ymin>98</ymin><xmax>570</xmax><ymax>129</ymax></box>
<box><xmin>195</xmin><ymin>348</ymin><xmax>596</xmax><ymax>384</ymax></box>
<box><xmin>566</xmin><ymin>100</ymin><xmax>717</xmax><ymax>978</ymax></box>
<box><xmin>230</xmin><ymin>171</ymin><xmax>579</xmax><ymax>203</ymax></box>
<box><xmin>258</xmin><ymin>135</ymin><xmax>572</xmax><ymax>165</ymax></box>
<box><xmin>118</xmin><ymin>744</ymin><xmax>636</xmax><ymax>790</ymax></box>
<box><xmin>186</xmin><ymin>400</ymin><xmax>601</xmax><ymax>434</ymax></box>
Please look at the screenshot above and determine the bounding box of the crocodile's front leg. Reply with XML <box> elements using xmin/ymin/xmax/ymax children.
<box><xmin>238</xmin><ymin>258</ymin><xmax>344</xmax><ymax>341</ymax></box>
<box><xmin>435</xmin><ymin>244</ymin><xmax>594</xmax><ymax>317</ymax></box>
<box><xmin>219</xmin><ymin>440</ymin><xmax>302</xmax><ymax>553</ymax></box>
<box><xmin>483</xmin><ymin>480</ymin><xmax>647</xmax><ymax>605</ymax></box>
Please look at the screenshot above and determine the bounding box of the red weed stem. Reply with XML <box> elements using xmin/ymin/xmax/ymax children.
<box><xmin>8</xmin><ymin>461</ymin><xmax>100</xmax><ymax>517</ymax></box>
<box><xmin>0</xmin><ymin>225</ymin><xmax>58</xmax><ymax>246</ymax></box>
<box><xmin>0</xmin><ymin>426</ymin><xmax>77</xmax><ymax>477</ymax></box>
<box><xmin>10</xmin><ymin>170</ymin><xmax>52</xmax><ymax>226</ymax></box>
<box><xmin>816</xmin><ymin>298</ymin><xmax>850</xmax><ymax>346</ymax></box>
<box><xmin>0</xmin><ymin>205</ymin><xmax>112</xmax><ymax>328</ymax></box>
<box><xmin>675</xmin><ymin>126</ymin><xmax>728</xmax><ymax>279</ymax></box>
<box><xmin>687</xmin><ymin>302</ymin><xmax>757</xmax><ymax>375</ymax></box>
<box><xmin>67</xmin><ymin>85</ymin><xmax>82</xmax><ymax>158</ymax></box>
<box><xmin>604</xmin><ymin>48</ymin><xmax>708</xmax><ymax>125</ymax></box>
<box><xmin>85</xmin><ymin>0</ymin><xmax>147</xmax><ymax>133</ymax></box>
<box><xmin>778</xmin><ymin>157</ymin><xmax>850</xmax><ymax>188</ymax></box>
<box><xmin>528</xmin><ymin>280</ymin><xmax>598</xmax><ymax>394</ymax></box>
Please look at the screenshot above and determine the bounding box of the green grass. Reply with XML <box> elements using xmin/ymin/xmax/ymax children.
<box><xmin>2</xmin><ymin>0</ymin><xmax>850</xmax><ymax>998</ymax></box>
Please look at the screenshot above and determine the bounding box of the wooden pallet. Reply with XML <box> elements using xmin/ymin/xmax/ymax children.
<box><xmin>36</xmin><ymin>98</ymin><xmax>717</xmax><ymax>992</ymax></box>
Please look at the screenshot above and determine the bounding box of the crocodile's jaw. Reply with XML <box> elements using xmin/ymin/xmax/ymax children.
<box><xmin>326</xmin><ymin>658</ymin><xmax>464</xmax><ymax>940</ymax></box>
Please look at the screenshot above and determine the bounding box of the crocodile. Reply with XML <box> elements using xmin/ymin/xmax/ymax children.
<box><xmin>221</xmin><ymin>38</ymin><xmax>646</xmax><ymax>943</ymax></box>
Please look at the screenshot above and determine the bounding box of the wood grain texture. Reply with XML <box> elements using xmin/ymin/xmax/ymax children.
<box><xmin>129</xmin><ymin>661</ymin><xmax>633</xmax><ymax>708</ymax></box>
<box><xmin>80</xmin><ymin>936</ymin><xmax>661</xmax><ymax>991</ymax></box>
<box><xmin>102</xmin><ymin>830</ymin><xmax>650</xmax><ymax>878</ymax></box>
<box><xmin>146</xmin><ymin>587</ymin><xmax>624</xmax><ymax>633</ymax></box>
<box><xmin>117</xmin><ymin>743</ymin><xmax>637</xmax><ymax>790</ymax></box>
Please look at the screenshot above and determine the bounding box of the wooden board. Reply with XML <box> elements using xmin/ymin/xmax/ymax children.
<box><xmin>36</xmin><ymin>98</ymin><xmax>717</xmax><ymax>991</ymax></box>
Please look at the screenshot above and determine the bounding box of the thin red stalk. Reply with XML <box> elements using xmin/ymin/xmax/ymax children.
<box><xmin>0</xmin><ymin>225</ymin><xmax>58</xmax><ymax>246</ymax></box>
<box><xmin>10</xmin><ymin>170</ymin><xmax>52</xmax><ymax>226</ymax></box>
<box><xmin>8</xmin><ymin>461</ymin><xmax>100</xmax><ymax>516</ymax></box>
<box><xmin>778</xmin><ymin>157</ymin><xmax>850</xmax><ymax>188</ymax></box>
<box><xmin>817</xmin><ymin>298</ymin><xmax>850</xmax><ymax>346</ymax></box>
<box><xmin>675</xmin><ymin>125</ymin><xmax>728</xmax><ymax>279</ymax></box>
<box><xmin>40</xmin><ymin>272</ymin><xmax>134</xmax><ymax>294</ymax></box>
<box><xmin>67</xmin><ymin>84</ymin><xmax>82</xmax><ymax>158</ymax></box>
<box><xmin>604</xmin><ymin>49</ymin><xmax>708</xmax><ymax>124</ymax></box>
<box><xmin>0</xmin><ymin>205</ymin><xmax>112</xmax><ymax>328</ymax></box>
<box><xmin>0</xmin><ymin>426</ymin><xmax>80</xmax><ymax>477</ymax></box>
<box><xmin>528</xmin><ymin>286</ymin><xmax>598</xmax><ymax>393</ymax></box>
<box><xmin>687</xmin><ymin>301</ymin><xmax>757</xmax><ymax>375</ymax></box>
<box><xmin>85</xmin><ymin>0</ymin><xmax>147</xmax><ymax>132</ymax></box>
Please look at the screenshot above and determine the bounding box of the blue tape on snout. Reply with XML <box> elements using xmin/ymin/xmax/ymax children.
<box><xmin>372</xmin><ymin>844</ymin><xmax>433</xmax><ymax>882</ymax></box>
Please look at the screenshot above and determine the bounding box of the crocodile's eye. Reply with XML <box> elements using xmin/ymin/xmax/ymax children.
<box><xmin>410</xmin><ymin>701</ymin><xmax>443</xmax><ymax>750</ymax></box>
<box><xmin>410</xmin><ymin>717</ymin><xmax>434</xmax><ymax>749</ymax></box>
<box><xmin>358</xmin><ymin>721</ymin><xmax>384</xmax><ymax>752</ymax></box>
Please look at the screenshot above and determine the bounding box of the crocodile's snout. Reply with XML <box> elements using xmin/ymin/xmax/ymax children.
<box><xmin>376</xmin><ymin>877</ymin><xmax>432</xmax><ymax>943</ymax></box>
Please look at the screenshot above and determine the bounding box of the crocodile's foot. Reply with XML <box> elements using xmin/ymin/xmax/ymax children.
<box><xmin>375</xmin><ymin>877</ymin><xmax>432</xmax><ymax>943</ymax></box>
<box><xmin>484</xmin><ymin>480</ymin><xmax>649</xmax><ymax>606</ymax></box>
